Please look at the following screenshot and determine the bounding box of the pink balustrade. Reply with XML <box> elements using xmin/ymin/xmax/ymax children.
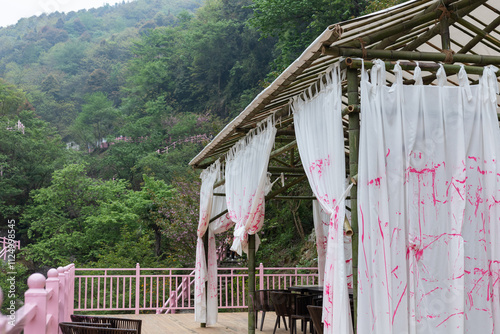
<box><xmin>0</xmin><ymin>262</ymin><xmax>317</xmax><ymax>333</ymax></box>
<box><xmin>73</xmin><ymin>263</ymin><xmax>319</xmax><ymax>314</ymax></box>
<box><xmin>0</xmin><ymin>264</ymin><xmax>75</xmax><ymax>334</ymax></box>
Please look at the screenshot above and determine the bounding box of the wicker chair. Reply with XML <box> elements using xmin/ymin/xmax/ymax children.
<box><xmin>60</xmin><ymin>322</ymin><xmax>138</xmax><ymax>334</ymax></box>
<box><xmin>255</xmin><ymin>289</ymin><xmax>286</xmax><ymax>331</ymax></box>
<box><xmin>307</xmin><ymin>305</ymin><xmax>323</xmax><ymax>334</ymax></box>
<box><xmin>270</xmin><ymin>291</ymin><xmax>297</xmax><ymax>334</ymax></box>
<box><xmin>290</xmin><ymin>295</ymin><xmax>313</xmax><ymax>334</ymax></box>
<box><xmin>70</xmin><ymin>315</ymin><xmax>142</xmax><ymax>334</ymax></box>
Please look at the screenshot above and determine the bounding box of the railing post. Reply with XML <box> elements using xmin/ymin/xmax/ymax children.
<box><xmin>171</xmin><ymin>291</ymin><xmax>177</xmax><ymax>314</ymax></box>
<box><xmin>63</xmin><ymin>265</ymin><xmax>72</xmax><ymax>322</ymax></box>
<box><xmin>57</xmin><ymin>267</ymin><xmax>66</xmax><ymax>324</ymax></box>
<box><xmin>68</xmin><ymin>264</ymin><xmax>75</xmax><ymax>317</ymax></box>
<box><xmin>182</xmin><ymin>278</ymin><xmax>189</xmax><ymax>300</ymax></box>
<box><xmin>45</xmin><ymin>269</ymin><xmax>59</xmax><ymax>334</ymax></box>
<box><xmin>24</xmin><ymin>274</ymin><xmax>47</xmax><ymax>334</ymax></box>
<box><xmin>135</xmin><ymin>263</ymin><xmax>140</xmax><ymax>314</ymax></box>
<box><xmin>259</xmin><ymin>263</ymin><xmax>264</xmax><ymax>290</ymax></box>
<box><xmin>64</xmin><ymin>264</ymin><xmax>73</xmax><ymax>321</ymax></box>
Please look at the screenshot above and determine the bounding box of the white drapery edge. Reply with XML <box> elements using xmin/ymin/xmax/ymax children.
<box><xmin>313</xmin><ymin>195</ymin><xmax>353</xmax><ymax>287</ymax></box>
<box><xmin>194</xmin><ymin>160</ymin><xmax>220</xmax><ymax>324</ymax></box>
<box><xmin>292</xmin><ymin>65</ymin><xmax>353</xmax><ymax>334</ymax></box>
<box><xmin>225</xmin><ymin>115</ymin><xmax>277</xmax><ymax>256</ymax></box>
<box><xmin>206</xmin><ymin>164</ymin><xmax>235</xmax><ymax>325</ymax></box>
<box><xmin>358</xmin><ymin>59</ymin><xmax>500</xmax><ymax>334</ymax></box>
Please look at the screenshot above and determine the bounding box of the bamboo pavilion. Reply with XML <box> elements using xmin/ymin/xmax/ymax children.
<box><xmin>190</xmin><ymin>0</ymin><xmax>500</xmax><ymax>333</ymax></box>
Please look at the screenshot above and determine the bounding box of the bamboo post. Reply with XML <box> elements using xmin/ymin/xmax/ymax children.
<box><xmin>440</xmin><ymin>4</ymin><xmax>451</xmax><ymax>51</ymax></box>
<box><xmin>200</xmin><ymin>232</ymin><xmax>209</xmax><ymax>328</ymax></box>
<box><xmin>248</xmin><ymin>234</ymin><xmax>256</xmax><ymax>334</ymax></box>
<box><xmin>347</xmin><ymin>67</ymin><xmax>360</xmax><ymax>332</ymax></box>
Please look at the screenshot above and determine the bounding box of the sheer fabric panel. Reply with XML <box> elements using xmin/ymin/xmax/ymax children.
<box><xmin>358</xmin><ymin>60</ymin><xmax>500</xmax><ymax>334</ymax></box>
<box><xmin>225</xmin><ymin>116</ymin><xmax>277</xmax><ymax>255</ymax></box>
<box><xmin>292</xmin><ymin>66</ymin><xmax>352</xmax><ymax>334</ymax></box>
<box><xmin>194</xmin><ymin>161</ymin><xmax>219</xmax><ymax>324</ymax></box>
<box><xmin>206</xmin><ymin>181</ymin><xmax>234</xmax><ymax>325</ymax></box>
<box><xmin>312</xmin><ymin>200</ymin><xmax>353</xmax><ymax>288</ymax></box>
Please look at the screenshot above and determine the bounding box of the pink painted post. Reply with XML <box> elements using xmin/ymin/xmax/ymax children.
<box><xmin>135</xmin><ymin>263</ymin><xmax>140</xmax><ymax>315</ymax></box>
<box><xmin>63</xmin><ymin>265</ymin><xmax>73</xmax><ymax>320</ymax></box>
<box><xmin>171</xmin><ymin>291</ymin><xmax>177</xmax><ymax>314</ymax></box>
<box><xmin>24</xmin><ymin>273</ymin><xmax>47</xmax><ymax>334</ymax></box>
<box><xmin>259</xmin><ymin>263</ymin><xmax>264</xmax><ymax>289</ymax></box>
<box><xmin>68</xmin><ymin>265</ymin><xmax>75</xmax><ymax>317</ymax></box>
<box><xmin>45</xmin><ymin>269</ymin><xmax>59</xmax><ymax>334</ymax></box>
<box><xmin>57</xmin><ymin>267</ymin><xmax>67</xmax><ymax>323</ymax></box>
<box><xmin>182</xmin><ymin>278</ymin><xmax>189</xmax><ymax>300</ymax></box>
<box><xmin>64</xmin><ymin>265</ymin><xmax>71</xmax><ymax>322</ymax></box>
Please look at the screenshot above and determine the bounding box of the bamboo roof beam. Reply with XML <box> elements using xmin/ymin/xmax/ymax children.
<box><xmin>345</xmin><ymin>59</ymin><xmax>500</xmax><ymax>76</ymax></box>
<box><xmin>342</xmin><ymin>0</ymin><xmax>486</xmax><ymax>49</ymax></box>
<box><xmin>323</xmin><ymin>46</ymin><xmax>500</xmax><ymax>65</ymax></box>
<box><xmin>452</xmin><ymin>23</ymin><xmax>500</xmax><ymax>54</ymax></box>
<box><xmin>210</xmin><ymin>140</ymin><xmax>299</xmax><ymax>189</ymax></box>
<box><xmin>456</xmin><ymin>17</ymin><xmax>500</xmax><ymax>50</ymax></box>
<box><xmin>209</xmin><ymin>175</ymin><xmax>308</xmax><ymax>223</ymax></box>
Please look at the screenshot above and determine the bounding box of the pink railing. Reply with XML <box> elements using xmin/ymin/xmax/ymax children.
<box><xmin>0</xmin><ymin>264</ymin><xmax>75</xmax><ymax>334</ymax></box>
<box><xmin>74</xmin><ymin>263</ymin><xmax>319</xmax><ymax>314</ymax></box>
<box><xmin>0</xmin><ymin>237</ymin><xmax>21</xmax><ymax>261</ymax></box>
<box><xmin>156</xmin><ymin>270</ymin><xmax>195</xmax><ymax>314</ymax></box>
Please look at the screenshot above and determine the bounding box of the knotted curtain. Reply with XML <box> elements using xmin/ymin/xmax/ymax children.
<box><xmin>225</xmin><ymin>116</ymin><xmax>277</xmax><ymax>256</ymax></box>
<box><xmin>358</xmin><ymin>60</ymin><xmax>500</xmax><ymax>334</ymax></box>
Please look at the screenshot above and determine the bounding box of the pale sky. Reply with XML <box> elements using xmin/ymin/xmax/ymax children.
<box><xmin>0</xmin><ymin>0</ymin><xmax>126</xmax><ymax>28</ymax></box>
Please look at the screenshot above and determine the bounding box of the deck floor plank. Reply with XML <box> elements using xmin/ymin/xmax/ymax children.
<box><xmin>108</xmin><ymin>312</ymin><xmax>283</xmax><ymax>334</ymax></box>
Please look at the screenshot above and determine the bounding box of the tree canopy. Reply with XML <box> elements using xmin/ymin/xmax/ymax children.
<box><xmin>0</xmin><ymin>0</ymin><xmax>406</xmax><ymax>274</ymax></box>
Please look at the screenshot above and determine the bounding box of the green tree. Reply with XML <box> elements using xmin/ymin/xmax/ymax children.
<box><xmin>0</xmin><ymin>81</ymin><xmax>66</xmax><ymax>225</ymax></box>
<box><xmin>248</xmin><ymin>0</ymin><xmax>367</xmax><ymax>70</ymax></box>
<box><xmin>23</xmin><ymin>164</ymin><xmax>136</xmax><ymax>267</ymax></box>
<box><xmin>70</xmin><ymin>92</ymin><xmax>121</xmax><ymax>148</ymax></box>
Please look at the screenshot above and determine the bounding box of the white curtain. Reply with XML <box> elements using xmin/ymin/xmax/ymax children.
<box><xmin>312</xmin><ymin>200</ymin><xmax>353</xmax><ymax>287</ymax></box>
<box><xmin>358</xmin><ymin>60</ymin><xmax>500</xmax><ymax>334</ymax></box>
<box><xmin>225</xmin><ymin>115</ymin><xmax>277</xmax><ymax>255</ymax></box>
<box><xmin>194</xmin><ymin>160</ymin><xmax>219</xmax><ymax>324</ymax></box>
<box><xmin>292</xmin><ymin>66</ymin><xmax>353</xmax><ymax>334</ymax></box>
<box><xmin>206</xmin><ymin>180</ymin><xmax>235</xmax><ymax>325</ymax></box>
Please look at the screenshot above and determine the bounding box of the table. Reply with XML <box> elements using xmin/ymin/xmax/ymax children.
<box><xmin>287</xmin><ymin>285</ymin><xmax>323</xmax><ymax>295</ymax></box>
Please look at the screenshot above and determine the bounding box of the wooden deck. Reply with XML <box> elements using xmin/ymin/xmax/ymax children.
<box><xmin>110</xmin><ymin>312</ymin><xmax>281</xmax><ymax>334</ymax></box>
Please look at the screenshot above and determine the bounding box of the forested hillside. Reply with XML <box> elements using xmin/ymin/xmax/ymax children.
<box><xmin>0</xmin><ymin>0</ymin><xmax>400</xmax><ymax>283</ymax></box>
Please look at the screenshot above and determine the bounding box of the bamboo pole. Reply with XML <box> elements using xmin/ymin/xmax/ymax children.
<box><xmin>458</xmin><ymin>14</ymin><xmax>500</xmax><ymax>53</ymax></box>
<box><xmin>341</xmin><ymin>0</ymin><xmax>485</xmax><ymax>49</ymax></box>
<box><xmin>248</xmin><ymin>234</ymin><xmax>256</xmax><ymax>334</ymax></box>
<box><xmin>345</xmin><ymin>58</ymin><xmax>500</xmax><ymax>76</ymax></box>
<box><xmin>211</xmin><ymin>140</ymin><xmax>299</xmax><ymax>190</ymax></box>
<box><xmin>440</xmin><ymin>4</ymin><xmax>451</xmax><ymax>51</ymax></box>
<box><xmin>347</xmin><ymin>67</ymin><xmax>360</xmax><ymax>332</ymax></box>
<box><xmin>456</xmin><ymin>17</ymin><xmax>500</xmax><ymax>50</ymax></box>
<box><xmin>273</xmin><ymin>195</ymin><xmax>317</xmax><ymax>200</ymax></box>
<box><xmin>209</xmin><ymin>175</ymin><xmax>308</xmax><ymax>223</ymax></box>
<box><xmin>201</xmin><ymin>232</ymin><xmax>209</xmax><ymax>328</ymax></box>
<box><xmin>323</xmin><ymin>46</ymin><xmax>500</xmax><ymax>65</ymax></box>
<box><xmin>270</xmin><ymin>140</ymin><xmax>298</xmax><ymax>158</ymax></box>
<box><xmin>268</xmin><ymin>166</ymin><xmax>305</xmax><ymax>174</ymax></box>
